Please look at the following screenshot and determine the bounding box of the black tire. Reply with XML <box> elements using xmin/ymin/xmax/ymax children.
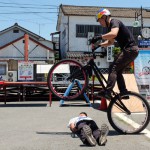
<box><xmin>107</xmin><ymin>91</ymin><xmax>150</xmax><ymax>134</ymax></box>
<box><xmin>47</xmin><ymin>59</ymin><xmax>89</xmax><ymax>100</ymax></box>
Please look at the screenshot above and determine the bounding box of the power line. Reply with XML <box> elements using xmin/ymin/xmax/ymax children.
<box><xmin>0</xmin><ymin>2</ymin><xmax>58</xmax><ymax>7</ymax></box>
<box><xmin>0</xmin><ymin>5</ymin><xmax>58</xmax><ymax>9</ymax></box>
<box><xmin>5</xmin><ymin>0</ymin><xmax>58</xmax><ymax>21</ymax></box>
<box><xmin>0</xmin><ymin>12</ymin><xmax>58</xmax><ymax>14</ymax></box>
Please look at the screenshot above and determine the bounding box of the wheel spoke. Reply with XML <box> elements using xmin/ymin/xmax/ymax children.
<box><xmin>47</xmin><ymin>59</ymin><xmax>88</xmax><ymax>100</ymax></box>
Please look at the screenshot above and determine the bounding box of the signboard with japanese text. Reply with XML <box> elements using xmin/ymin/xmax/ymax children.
<box><xmin>107</xmin><ymin>46</ymin><xmax>114</xmax><ymax>62</ymax></box>
<box><xmin>18</xmin><ymin>61</ymin><xmax>34</xmax><ymax>81</ymax></box>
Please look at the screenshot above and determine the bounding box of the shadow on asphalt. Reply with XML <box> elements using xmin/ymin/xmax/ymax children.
<box><xmin>59</xmin><ymin>103</ymin><xmax>91</xmax><ymax>107</ymax></box>
<box><xmin>36</xmin><ymin>131</ymin><xmax>147</xmax><ymax>137</ymax></box>
<box><xmin>91</xmin><ymin>102</ymin><xmax>108</xmax><ymax>111</ymax></box>
<box><xmin>108</xmin><ymin>130</ymin><xmax>121</xmax><ymax>136</ymax></box>
<box><xmin>36</xmin><ymin>130</ymin><xmax>118</xmax><ymax>137</ymax></box>
<box><xmin>36</xmin><ymin>131</ymin><xmax>72</xmax><ymax>136</ymax></box>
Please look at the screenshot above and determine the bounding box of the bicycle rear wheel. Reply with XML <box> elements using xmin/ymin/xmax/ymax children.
<box><xmin>107</xmin><ymin>91</ymin><xmax>150</xmax><ymax>134</ymax></box>
<box><xmin>47</xmin><ymin>59</ymin><xmax>88</xmax><ymax>100</ymax></box>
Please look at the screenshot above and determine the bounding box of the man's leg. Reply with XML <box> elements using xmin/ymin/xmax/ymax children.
<box><xmin>88</xmin><ymin>120</ymin><xmax>100</xmax><ymax>140</ymax></box>
<box><xmin>98</xmin><ymin>124</ymin><xmax>109</xmax><ymax>146</ymax></box>
<box><xmin>107</xmin><ymin>49</ymin><xmax>138</xmax><ymax>91</ymax></box>
<box><xmin>107</xmin><ymin>52</ymin><xmax>125</xmax><ymax>92</ymax></box>
<box><xmin>82</xmin><ymin>125</ymin><xmax>97</xmax><ymax>146</ymax></box>
<box><xmin>89</xmin><ymin>121</ymin><xmax>109</xmax><ymax>146</ymax></box>
<box><xmin>76</xmin><ymin>121</ymin><xmax>97</xmax><ymax>146</ymax></box>
<box><xmin>97</xmin><ymin>52</ymin><xmax>125</xmax><ymax>99</ymax></box>
<box><xmin>117</xmin><ymin>71</ymin><xmax>127</xmax><ymax>93</ymax></box>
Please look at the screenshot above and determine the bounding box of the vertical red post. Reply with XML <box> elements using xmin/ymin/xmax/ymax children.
<box><xmin>49</xmin><ymin>92</ymin><xmax>52</xmax><ymax>107</ymax></box>
<box><xmin>24</xmin><ymin>34</ymin><xmax>29</xmax><ymax>62</ymax></box>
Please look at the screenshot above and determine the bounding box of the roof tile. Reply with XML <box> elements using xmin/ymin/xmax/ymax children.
<box><xmin>61</xmin><ymin>5</ymin><xmax>150</xmax><ymax>18</ymax></box>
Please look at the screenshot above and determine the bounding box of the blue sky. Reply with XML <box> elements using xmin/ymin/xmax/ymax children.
<box><xmin>0</xmin><ymin>0</ymin><xmax>149</xmax><ymax>40</ymax></box>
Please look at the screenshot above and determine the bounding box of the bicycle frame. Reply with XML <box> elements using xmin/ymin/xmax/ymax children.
<box><xmin>85</xmin><ymin>58</ymin><xmax>108</xmax><ymax>91</ymax></box>
<box><xmin>82</xmin><ymin>53</ymin><xmax>131</xmax><ymax>114</ymax></box>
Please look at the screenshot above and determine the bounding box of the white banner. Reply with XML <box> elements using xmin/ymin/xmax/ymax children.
<box><xmin>134</xmin><ymin>50</ymin><xmax>150</xmax><ymax>95</ymax></box>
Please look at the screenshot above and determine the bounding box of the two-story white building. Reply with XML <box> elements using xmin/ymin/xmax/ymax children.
<box><xmin>0</xmin><ymin>23</ymin><xmax>55</xmax><ymax>81</ymax></box>
<box><xmin>56</xmin><ymin>5</ymin><xmax>150</xmax><ymax>70</ymax></box>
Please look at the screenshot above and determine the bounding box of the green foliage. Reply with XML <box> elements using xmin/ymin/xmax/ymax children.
<box><xmin>112</xmin><ymin>47</ymin><xmax>121</xmax><ymax>57</ymax></box>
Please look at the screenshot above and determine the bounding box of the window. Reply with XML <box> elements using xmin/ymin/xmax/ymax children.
<box><xmin>76</xmin><ymin>24</ymin><xmax>149</xmax><ymax>42</ymax></box>
<box><xmin>0</xmin><ymin>64</ymin><xmax>7</xmax><ymax>75</ymax></box>
<box><xmin>76</xmin><ymin>25</ymin><xmax>108</xmax><ymax>37</ymax></box>
<box><xmin>13</xmin><ymin>29</ymin><xmax>19</xmax><ymax>33</ymax></box>
<box><xmin>97</xmin><ymin>62</ymin><xmax>100</xmax><ymax>66</ymax></box>
<box><xmin>76</xmin><ymin>25</ymin><xmax>86</xmax><ymax>37</ymax></box>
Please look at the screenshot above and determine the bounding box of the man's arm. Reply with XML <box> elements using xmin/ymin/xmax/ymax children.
<box><xmin>102</xmin><ymin>28</ymin><xmax>119</xmax><ymax>40</ymax></box>
<box><xmin>100</xmin><ymin>39</ymin><xmax>114</xmax><ymax>47</ymax></box>
<box><xmin>99</xmin><ymin>27</ymin><xmax>119</xmax><ymax>47</ymax></box>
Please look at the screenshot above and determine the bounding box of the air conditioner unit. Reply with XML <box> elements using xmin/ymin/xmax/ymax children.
<box><xmin>7</xmin><ymin>71</ymin><xmax>17</xmax><ymax>82</ymax></box>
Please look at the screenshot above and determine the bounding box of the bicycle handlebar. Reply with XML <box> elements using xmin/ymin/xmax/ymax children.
<box><xmin>87</xmin><ymin>38</ymin><xmax>107</xmax><ymax>58</ymax></box>
<box><xmin>92</xmin><ymin>45</ymin><xmax>101</xmax><ymax>51</ymax></box>
<box><xmin>87</xmin><ymin>39</ymin><xmax>102</xmax><ymax>58</ymax></box>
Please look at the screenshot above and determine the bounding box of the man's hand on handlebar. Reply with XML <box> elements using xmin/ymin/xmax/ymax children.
<box><xmin>91</xmin><ymin>44</ymin><xmax>101</xmax><ymax>51</ymax></box>
<box><xmin>89</xmin><ymin>34</ymin><xmax>102</xmax><ymax>44</ymax></box>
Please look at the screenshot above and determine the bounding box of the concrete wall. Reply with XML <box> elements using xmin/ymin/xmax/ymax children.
<box><xmin>60</xmin><ymin>15</ymin><xmax>150</xmax><ymax>53</ymax></box>
<box><xmin>0</xmin><ymin>30</ymin><xmax>25</xmax><ymax>47</ymax></box>
<box><xmin>59</xmin><ymin>14</ymin><xmax>68</xmax><ymax>58</ymax></box>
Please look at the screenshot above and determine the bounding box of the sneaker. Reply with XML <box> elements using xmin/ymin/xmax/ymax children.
<box><xmin>82</xmin><ymin>125</ymin><xmax>97</xmax><ymax>146</ymax></box>
<box><xmin>98</xmin><ymin>124</ymin><xmax>109</xmax><ymax>146</ymax></box>
<box><xmin>98</xmin><ymin>90</ymin><xmax>111</xmax><ymax>99</ymax></box>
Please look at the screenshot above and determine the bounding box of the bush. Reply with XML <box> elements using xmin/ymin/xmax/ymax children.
<box><xmin>112</xmin><ymin>47</ymin><xmax>121</xmax><ymax>57</ymax></box>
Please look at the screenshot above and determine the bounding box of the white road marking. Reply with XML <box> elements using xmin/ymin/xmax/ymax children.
<box><xmin>115</xmin><ymin>113</ymin><xmax>150</xmax><ymax>138</ymax></box>
<box><xmin>141</xmin><ymin>129</ymin><xmax>150</xmax><ymax>138</ymax></box>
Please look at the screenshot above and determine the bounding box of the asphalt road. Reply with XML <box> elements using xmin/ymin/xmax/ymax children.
<box><xmin>0</xmin><ymin>100</ymin><xmax>150</xmax><ymax>150</ymax></box>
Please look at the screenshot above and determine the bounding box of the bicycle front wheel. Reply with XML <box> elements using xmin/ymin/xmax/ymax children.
<box><xmin>47</xmin><ymin>59</ymin><xmax>88</xmax><ymax>100</ymax></box>
<box><xmin>107</xmin><ymin>91</ymin><xmax>150</xmax><ymax>134</ymax></box>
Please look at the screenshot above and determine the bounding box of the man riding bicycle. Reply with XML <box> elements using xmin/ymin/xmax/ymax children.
<box><xmin>90</xmin><ymin>8</ymin><xmax>139</xmax><ymax>99</ymax></box>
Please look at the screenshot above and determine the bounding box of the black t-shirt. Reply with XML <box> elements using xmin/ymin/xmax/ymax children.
<box><xmin>109</xmin><ymin>19</ymin><xmax>136</xmax><ymax>49</ymax></box>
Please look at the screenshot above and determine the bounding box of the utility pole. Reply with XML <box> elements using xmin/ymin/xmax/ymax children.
<box><xmin>134</xmin><ymin>6</ymin><xmax>143</xmax><ymax>29</ymax></box>
<box><xmin>141</xmin><ymin>6</ymin><xmax>143</xmax><ymax>29</ymax></box>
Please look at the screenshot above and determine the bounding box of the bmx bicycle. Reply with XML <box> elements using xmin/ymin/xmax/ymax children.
<box><xmin>47</xmin><ymin>44</ymin><xmax>150</xmax><ymax>134</ymax></box>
